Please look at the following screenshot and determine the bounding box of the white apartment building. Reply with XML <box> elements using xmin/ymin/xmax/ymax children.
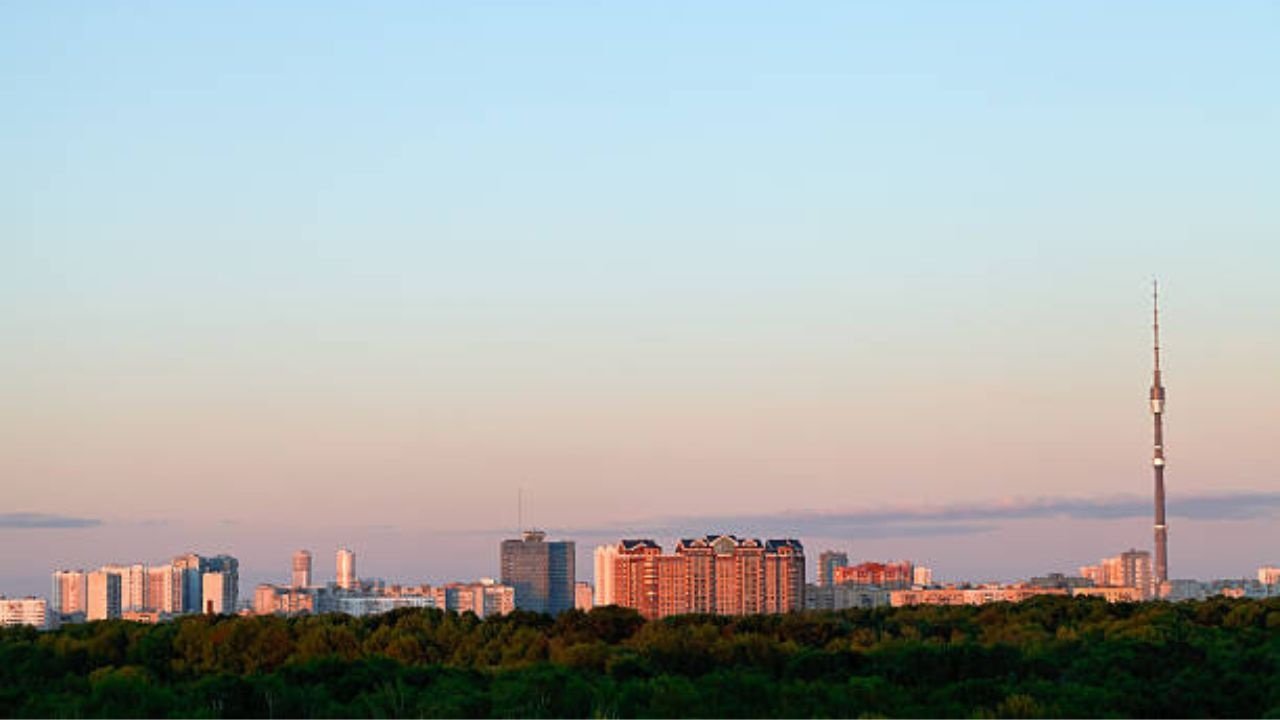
<box><xmin>101</xmin><ymin>563</ymin><xmax>148</xmax><ymax>612</ymax></box>
<box><xmin>52</xmin><ymin>570</ymin><xmax>88</xmax><ymax>616</ymax></box>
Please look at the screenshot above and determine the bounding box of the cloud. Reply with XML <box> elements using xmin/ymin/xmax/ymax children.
<box><xmin>556</xmin><ymin>490</ymin><xmax>1280</xmax><ymax>540</ymax></box>
<box><xmin>0</xmin><ymin>512</ymin><xmax>101</xmax><ymax>529</ymax></box>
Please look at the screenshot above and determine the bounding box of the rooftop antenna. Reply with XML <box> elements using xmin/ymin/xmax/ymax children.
<box><xmin>518</xmin><ymin>486</ymin><xmax>524</xmax><ymax>533</ymax></box>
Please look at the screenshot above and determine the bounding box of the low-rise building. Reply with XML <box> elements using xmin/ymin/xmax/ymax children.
<box><xmin>1070</xmin><ymin>586</ymin><xmax>1143</xmax><ymax>602</ymax></box>
<box><xmin>1160</xmin><ymin>579</ymin><xmax>1207</xmax><ymax>601</ymax></box>
<box><xmin>1028</xmin><ymin>573</ymin><xmax>1094</xmax><ymax>590</ymax></box>
<box><xmin>121</xmin><ymin>611</ymin><xmax>165</xmax><ymax>624</ymax></box>
<box><xmin>253</xmin><ymin>584</ymin><xmax>317</xmax><ymax>615</ymax></box>
<box><xmin>890</xmin><ymin>584</ymin><xmax>1068</xmax><ymax>607</ymax></box>
<box><xmin>804</xmin><ymin>583</ymin><xmax>891</xmax><ymax>611</ymax></box>
<box><xmin>432</xmin><ymin>580</ymin><xmax>515</xmax><ymax>618</ymax></box>
<box><xmin>1208</xmin><ymin>579</ymin><xmax>1275</xmax><ymax>599</ymax></box>
<box><xmin>0</xmin><ymin>597</ymin><xmax>51</xmax><ymax>629</ymax></box>
<box><xmin>834</xmin><ymin>561</ymin><xmax>914</xmax><ymax>589</ymax></box>
<box><xmin>333</xmin><ymin>594</ymin><xmax>433</xmax><ymax>617</ymax></box>
<box><xmin>575</xmin><ymin>581</ymin><xmax>593</xmax><ymax>611</ymax></box>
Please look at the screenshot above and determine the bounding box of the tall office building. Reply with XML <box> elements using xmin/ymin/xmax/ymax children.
<box><xmin>292</xmin><ymin>550</ymin><xmax>312</xmax><ymax>588</ymax></box>
<box><xmin>336</xmin><ymin>548</ymin><xmax>357</xmax><ymax>590</ymax></box>
<box><xmin>52</xmin><ymin>570</ymin><xmax>88</xmax><ymax>616</ymax></box>
<box><xmin>500</xmin><ymin>531</ymin><xmax>575</xmax><ymax>615</ymax></box>
<box><xmin>86</xmin><ymin>571</ymin><xmax>121</xmax><ymax>621</ymax></box>
<box><xmin>817</xmin><ymin>551</ymin><xmax>849</xmax><ymax>587</ymax></box>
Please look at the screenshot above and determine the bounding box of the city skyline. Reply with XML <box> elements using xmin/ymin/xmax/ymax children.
<box><xmin>3</xmin><ymin>2</ymin><xmax>1279</xmax><ymax>598</ymax></box>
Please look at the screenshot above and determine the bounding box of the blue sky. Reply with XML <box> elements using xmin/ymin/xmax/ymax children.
<box><xmin>2</xmin><ymin>1</ymin><xmax>1278</xmax><ymax>595</ymax></box>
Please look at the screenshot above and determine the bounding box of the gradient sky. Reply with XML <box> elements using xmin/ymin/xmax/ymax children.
<box><xmin>2</xmin><ymin>1</ymin><xmax>1278</xmax><ymax>598</ymax></box>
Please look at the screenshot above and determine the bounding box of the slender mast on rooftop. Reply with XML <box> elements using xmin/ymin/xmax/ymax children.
<box><xmin>1150</xmin><ymin>280</ymin><xmax>1169</xmax><ymax>587</ymax></box>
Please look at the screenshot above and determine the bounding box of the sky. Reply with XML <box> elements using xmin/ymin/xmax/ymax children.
<box><xmin>2</xmin><ymin>1</ymin><xmax>1278</xmax><ymax>598</ymax></box>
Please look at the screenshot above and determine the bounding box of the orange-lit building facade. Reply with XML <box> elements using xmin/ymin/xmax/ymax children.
<box><xmin>890</xmin><ymin>584</ymin><xmax>1145</xmax><ymax>607</ymax></box>
<box><xmin>598</xmin><ymin>535</ymin><xmax>804</xmax><ymax>619</ymax></box>
<box><xmin>253</xmin><ymin>584</ymin><xmax>316</xmax><ymax>615</ymax></box>
<box><xmin>833</xmin><ymin>561</ymin><xmax>914</xmax><ymax>588</ymax></box>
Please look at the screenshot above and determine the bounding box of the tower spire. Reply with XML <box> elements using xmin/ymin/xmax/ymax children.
<box><xmin>1153</xmin><ymin>279</ymin><xmax>1162</xmax><ymax>374</ymax></box>
<box><xmin>1150</xmin><ymin>279</ymin><xmax>1169</xmax><ymax>590</ymax></box>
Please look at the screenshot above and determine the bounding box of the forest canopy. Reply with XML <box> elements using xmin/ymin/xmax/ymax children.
<box><xmin>2</xmin><ymin>597</ymin><xmax>1279</xmax><ymax>718</ymax></box>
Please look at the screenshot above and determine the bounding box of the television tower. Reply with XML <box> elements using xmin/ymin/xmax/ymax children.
<box><xmin>1150</xmin><ymin>280</ymin><xmax>1169</xmax><ymax>586</ymax></box>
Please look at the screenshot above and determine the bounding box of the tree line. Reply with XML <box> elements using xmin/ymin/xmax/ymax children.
<box><xmin>2</xmin><ymin>596</ymin><xmax>1279</xmax><ymax>718</ymax></box>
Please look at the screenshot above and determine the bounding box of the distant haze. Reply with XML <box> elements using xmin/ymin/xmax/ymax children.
<box><xmin>2</xmin><ymin>2</ymin><xmax>1278</xmax><ymax>597</ymax></box>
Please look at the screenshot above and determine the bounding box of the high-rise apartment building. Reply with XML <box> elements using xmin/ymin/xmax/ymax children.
<box><xmin>293</xmin><ymin>550</ymin><xmax>312</xmax><ymax>588</ymax></box>
<box><xmin>0</xmin><ymin>597</ymin><xmax>51</xmax><ymax>629</ymax></box>
<box><xmin>172</xmin><ymin>553</ymin><xmax>205</xmax><ymax>613</ymax></box>
<box><xmin>817</xmin><ymin>551</ymin><xmax>849</xmax><ymax>587</ymax></box>
<box><xmin>604</xmin><ymin>539</ymin><xmax>661</xmax><ymax>617</ymax></box>
<box><xmin>145</xmin><ymin>565</ymin><xmax>183</xmax><ymax>613</ymax></box>
<box><xmin>202</xmin><ymin>572</ymin><xmax>232</xmax><ymax>614</ymax></box>
<box><xmin>101</xmin><ymin>563</ymin><xmax>147</xmax><ymax>612</ymax></box>
<box><xmin>913</xmin><ymin>565</ymin><xmax>934</xmax><ymax>587</ymax></box>
<box><xmin>1079</xmin><ymin>549</ymin><xmax>1153</xmax><ymax>599</ymax></box>
<box><xmin>52</xmin><ymin>570</ymin><xmax>88</xmax><ymax>616</ymax></box>
<box><xmin>1259</xmin><ymin>566</ymin><xmax>1280</xmax><ymax>586</ymax></box>
<box><xmin>763</xmin><ymin>539</ymin><xmax>806</xmax><ymax>613</ymax></box>
<box><xmin>599</xmin><ymin>535</ymin><xmax>805</xmax><ymax>619</ymax></box>
<box><xmin>86</xmin><ymin>571</ymin><xmax>121</xmax><ymax>621</ymax></box>
<box><xmin>336</xmin><ymin>548</ymin><xmax>357</xmax><ymax>590</ymax></box>
<box><xmin>593</xmin><ymin>544</ymin><xmax>618</xmax><ymax>607</ymax></box>
<box><xmin>500</xmin><ymin>531</ymin><xmax>575</xmax><ymax>614</ymax></box>
<box><xmin>1118</xmin><ymin>549</ymin><xmax>1154</xmax><ymax>599</ymax></box>
<box><xmin>204</xmin><ymin>555</ymin><xmax>240</xmax><ymax>610</ymax></box>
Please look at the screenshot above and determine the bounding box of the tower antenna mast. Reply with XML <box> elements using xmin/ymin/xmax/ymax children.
<box><xmin>1150</xmin><ymin>279</ymin><xmax>1169</xmax><ymax>589</ymax></box>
